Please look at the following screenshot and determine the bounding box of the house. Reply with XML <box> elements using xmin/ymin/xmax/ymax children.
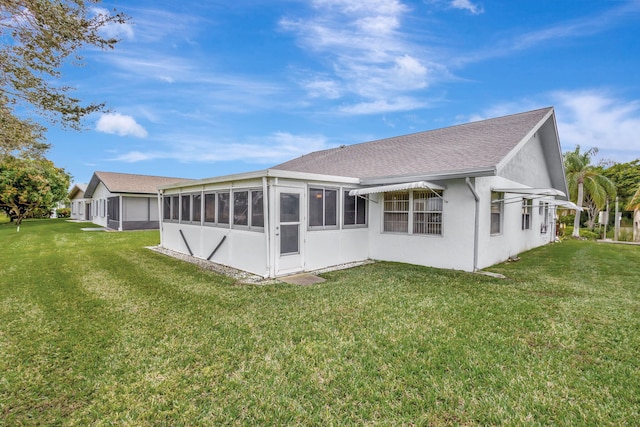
<box><xmin>158</xmin><ymin>107</ymin><xmax>574</xmax><ymax>278</ymax></box>
<box><xmin>84</xmin><ymin>171</ymin><xmax>191</xmax><ymax>230</ymax></box>
<box><xmin>68</xmin><ymin>183</ymin><xmax>89</xmax><ymax>220</ymax></box>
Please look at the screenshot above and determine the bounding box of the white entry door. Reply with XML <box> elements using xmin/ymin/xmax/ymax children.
<box><xmin>275</xmin><ymin>188</ymin><xmax>304</xmax><ymax>276</ymax></box>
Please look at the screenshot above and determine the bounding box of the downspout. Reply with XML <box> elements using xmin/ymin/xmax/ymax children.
<box><xmin>118</xmin><ymin>194</ymin><xmax>123</xmax><ymax>231</ymax></box>
<box><xmin>465</xmin><ymin>177</ymin><xmax>480</xmax><ymax>272</ymax></box>
<box><xmin>262</xmin><ymin>176</ymin><xmax>271</xmax><ymax>278</ymax></box>
<box><xmin>158</xmin><ymin>191</ymin><xmax>164</xmax><ymax>247</ymax></box>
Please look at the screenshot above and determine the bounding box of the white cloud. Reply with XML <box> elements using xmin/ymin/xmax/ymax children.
<box><xmin>280</xmin><ymin>0</ymin><xmax>438</xmax><ymax>113</ymax></box>
<box><xmin>553</xmin><ymin>91</ymin><xmax>640</xmax><ymax>160</ymax></box>
<box><xmin>96</xmin><ymin>113</ymin><xmax>148</xmax><ymax>138</ymax></box>
<box><xmin>339</xmin><ymin>97</ymin><xmax>427</xmax><ymax>114</ymax></box>
<box><xmin>464</xmin><ymin>90</ymin><xmax>640</xmax><ymax>163</ymax></box>
<box><xmin>109</xmin><ymin>132</ymin><xmax>331</xmax><ymax>164</ymax></box>
<box><xmin>450</xmin><ymin>0</ymin><xmax>484</xmax><ymax>15</ymax></box>
<box><xmin>451</xmin><ymin>0</ymin><xmax>484</xmax><ymax>15</ymax></box>
<box><xmin>92</xmin><ymin>7</ymin><xmax>134</xmax><ymax>40</ymax></box>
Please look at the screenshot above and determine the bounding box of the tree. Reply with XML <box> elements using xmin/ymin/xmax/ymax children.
<box><xmin>0</xmin><ymin>155</ymin><xmax>70</xmax><ymax>231</ymax></box>
<box><xmin>563</xmin><ymin>146</ymin><xmax>616</xmax><ymax>238</ymax></box>
<box><xmin>1</xmin><ymin>96</ymin><xmax>48</xmax><ymax>159</ymax></box>
<box><xmin>602</xmin><ymin>160</ymin><xmax>640</xmax><ymax>208</ymax></box>
<box><xmin>1</xmin><ymin>0</ymin><xmax>127</xmax><ymax>132</ymax></box>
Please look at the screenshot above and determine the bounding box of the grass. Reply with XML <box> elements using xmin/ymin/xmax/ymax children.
<box><xmin>1</xmin><ymin>219</ymin><xmax>639</xmax><ymax>426</ymax></box>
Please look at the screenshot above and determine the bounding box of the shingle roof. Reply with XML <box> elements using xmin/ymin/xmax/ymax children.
<box><xmin>85</xmin><ymin>171</ymin><xmax>193</xmax><ymax>197</ymax></box>
<box><xmin>273</xmin><ymin>107</ymin><xmax>554</xmax><ymax>179</ymax></box>
<box><xmin>68</xmin><ymin>183</ymin><xmax>88</xmax><ymax>199</ymax></box>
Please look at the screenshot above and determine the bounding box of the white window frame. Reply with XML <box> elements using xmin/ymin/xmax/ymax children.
<box><xmin>490</xmin><ymin>192</ymin><xmax>503</xmax><ymax>235</ymax></box>
<box><xmin>308</xmin><ymin>186</ymin><xmax>339</xmax><ymax>230</ymax></box>
<box><xmin>383</xmin><ymin>190</ymin><xmax>443</xmax><ymax>236</ymax></box>
<box><xmin>343</xmin><ymin>190</ymin><xmax>368</xmax><ymax>228</ymax></box>
<box><xmin>522</xmin><ymin>198</ymin><xmax>532</xmax><ymax>230</ymax></box>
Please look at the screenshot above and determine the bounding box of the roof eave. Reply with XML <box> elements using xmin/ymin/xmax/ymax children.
<box><xmin>360</xmin><ymin>167</ymin><xmax>497</xmax><ymax>185</ymax></box>
<box><xmin>158</xmin><ymin>168</ymin><xmax>360</xmax><ymax>191</ymax></box>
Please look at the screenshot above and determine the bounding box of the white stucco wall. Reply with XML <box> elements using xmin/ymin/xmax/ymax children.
<box><xmin>90</xmin><ymin>183</ymin><xmax>112</xmax><ymax>227</ymax></box>
<box><xmin>475</xmin><ymin>176</ymin><xmax>556</xmax><ymax>270</ymax></box>
<box><xmin>368</xmin><ymin>179</ymin><xmax>476</xmax><ymax>272</ymax></box>
<box><xmin>70</xmin><ymin>198</ymin><xmax>89</xmax><ymax>220</ymax></box>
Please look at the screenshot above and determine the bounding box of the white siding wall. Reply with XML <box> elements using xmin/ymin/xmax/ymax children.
<box><xmin>90</xmin><ymin>183</ymin><xmax>112</xmax><ymax>227</ymax></box>
<box><xmin>162</xmin><ymin>222</ymin><xmax>269</xmax><ymax>277</ymax></box>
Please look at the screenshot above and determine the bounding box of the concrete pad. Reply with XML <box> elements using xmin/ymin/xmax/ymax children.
<box><xmin>81</xmin><ymin>227</ymin><xmax>107</xmax><ymax>232</ymax></box>
<box><xmin>280</xmin><ymin>273</ymin><xmax>326</xmax><ymax>286</ymax></box>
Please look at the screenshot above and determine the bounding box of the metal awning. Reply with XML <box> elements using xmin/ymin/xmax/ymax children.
<box><xmin>492</xmin><ymin>187</ymin><xmax>566</xmax><ymax>198</ymax></box>
<box><xmin>349</xmin><ymin>181</ymin><xmax>445</xmax><ymax>197</ymax></box>
<box><xmin>547</xmin><ymin>200</ymin><xmax>583</xmax><ymax>211</ymax></box>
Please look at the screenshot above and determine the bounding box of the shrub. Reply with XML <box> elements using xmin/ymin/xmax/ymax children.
<box><xmin>56</xmin><ymin>208</ymin><xmax>71</xmax><ymax>218</ymax></box>
<box><xmin>560</xmin><ymin>226</ymin><xmax>599</xmax><ymax>240</ymax></box>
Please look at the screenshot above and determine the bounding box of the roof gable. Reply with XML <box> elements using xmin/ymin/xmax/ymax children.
<box><xmin>68</xmin><ymin>183</ymin><xmax>87</xmax><ymax>199</ymax></box>
<box><xmin>85</xmin><ymin>172</ymin><xmax>192</xmax><ymax>198</ymax></box>
<box><xmin>273</xmin><ymin>107</ymin><xmax>554</xmax><ymax>180</ymax></box>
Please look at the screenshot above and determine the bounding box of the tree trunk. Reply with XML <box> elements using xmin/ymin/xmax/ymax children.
<box><xmin>572</xmin><ymin>182</ymin><xmax>584</xmax><ymax>238</ymax></box>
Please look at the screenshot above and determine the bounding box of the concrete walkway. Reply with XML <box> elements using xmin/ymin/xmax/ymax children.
<box><xmin>597</xmin><ymin>239</ymin><xmax>640</xmax><ymax>246</ymax></box>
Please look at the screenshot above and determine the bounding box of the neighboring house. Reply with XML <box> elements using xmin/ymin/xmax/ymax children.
<box><xmin>69</xmin><ymin>183</ymin><xmax>89</xmax><ymax>220</ymax></box>
<box><xmin>85</xmin><ymin>171</ymin><xmax>191</xmax><ymax>230</ymax></box>
<box><xmin>159</xmin><ymin>107</ymin><xmax>575</xmax><ymax>278</ymax></box>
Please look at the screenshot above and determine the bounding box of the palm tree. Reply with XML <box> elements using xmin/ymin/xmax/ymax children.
<box><xmin>563</xmin><ymin>146</ymin><xmax>616</xmax><ymax>238</ymax></box>
<box><xmin>626</xmin><ymin>185</ymin><xmax>640</xmax><ymax>242</ymax></box>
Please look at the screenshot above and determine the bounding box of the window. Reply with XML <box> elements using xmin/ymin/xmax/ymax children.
<box><xmin>383</xmin><ymin>192</ymin><xmax>409</xmax><ymax>233</ymax></box>
<box><xmin>251</xmin><ymin>190</ymin><xmax>264</xmax><ymax>228</ymax></box>
<box><xmin>193</xmin><ymin>194</ymin><xmax>202</xmax><ymax>223</ymax></box>
<box><xmin>204</xmin><ymin>193</ymin><xmax>216</xmax><ymax>223</ymax></box>
<box><xmin>383</xmin><ymin>191</ymin><xmax>442</xmax><ymax>235</ymax></box>
<box><xmin>413</xmin><ymin>191</ymin><xmax>443</xmax><ymax>235</ymax></box>
<box><xmin>343</xmin><ymin>191</ymin><xmax>367</xmax><ymax>226</ymax></box>
<box><xmin>309</xmin><ymin>187</ymin><xmax>337</xmax><ymax>228</ymax></box>
<box><xmin>233</xmin><ymin>191</ymin><xmax>249</xmax><ymax>226</ymax></box>
<box><xmin>181</xmin><ymin>194</ymin><xmax>191</xmax><ymax>222</ymax></box>
<box><xmin>163</xmin><ymin>196</ymin><xmax>171</xmax><ymax>220</ymax></box>
<box><xmin>108</xmin><ymin>197</ymin><xmax>119</xmax><ymax>221</ymax></box>
<box><xmin>540</xmin><ymin>202</ymin><xmax>549</xmax><ymax>234</ymax></box>
<box><xmin>490</xmin><ymin>192</ymin><xmax>503</xmax><ymax>235</ymax></box>
<box><xmin>522</xmin><ymin>198</ymin><xmax>532</xmax><ymax>230</ymax></box>
<box><xmin>218</xmin><ymin>192</ymin><xmax>230</xmax><ymax>224</ymax></box>
<box><xmin>200</xmin><ymin>190</ymin><xmax>262</xmax><ymax>230</ymax></box>
<box><xmin>171</xmin><ymin>196</ymin><xmax>179</xmax><ymax>220</ymax></box>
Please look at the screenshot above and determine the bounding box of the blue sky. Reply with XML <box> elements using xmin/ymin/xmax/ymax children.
<box><xmin>44</xmin><ymin>0</ymin><xmax>640</xmax><ymax>184</ymax></box>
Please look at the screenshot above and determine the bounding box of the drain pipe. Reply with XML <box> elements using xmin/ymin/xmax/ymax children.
<box><xmin>262</xmin><ymin>176</ymin><xmax>271</xmax><ymax>278</ymax></box>
<box><xmin>466</xmin><ymin>177</ymin><xmax>480</xmax><ymax>272</ymax></box>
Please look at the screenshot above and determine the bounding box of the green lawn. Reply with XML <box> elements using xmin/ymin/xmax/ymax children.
<box><xmin>1</xmin><ymin>220</ymin><xmax>639</xmax><ymax>426</ymax></box>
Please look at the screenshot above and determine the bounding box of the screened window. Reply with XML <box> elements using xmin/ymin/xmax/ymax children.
<box><xmin>218</xmin><ymin>192</ymin><xmax>230</xmax><ymax>224</ymax></box>
<box><xmin>343</xmin><ymin>191</ymin><xmax>367</xmax><ymax>226</ymax></box>
<box><xmin>251</xmin><ymin>190</ymin><xmax>264</xmax><ymax>228</ymax></box>
<box><xmin>181</xmin><ymin>194</ymin><xmax>191</xmax><ymax>223</ymax></box>
<box><xmin>108</xmin><ymin>197</ymin><xmax>119</xmax><ymax>221</ymax></box>
<box><xmin>204</xmin><ymin>193</ymin><xmax>216</xmax><ymax>223</ymax></box>
<box><xmin>413</xmin><ymin>191</ymin><xmax>443</xmax><ymax>235</ymax></box>
<box><xmin>383</xmin><ymin>192</ymin><xmax>409</xmax><ymax>233</ymax></box>
<box><xmin>490</xmin><ymin>192</ymin><xmax>503</xmax><ymax>235</ymax></box>
<box><xmin>233</xmin><ymin>191</ymin><xmax>249</xmax><ymax>226</ymax></box>
<box><xmin>171</xmin><ymin>196</ymin><xmax>179</xmax><ymax>220</ymax></box>
<box><xmin>308</xmin><ymin>187</ymin><xmax>337</xmax><ymax>228</ymax></box>
<box><xmin>522</xmin><ymin>198</ymin><xmax>532</xmax><ymax>230</ymax></box>
<box><xmin>163</xmin><ymin>196</ymin><xmax>171</xmax><ymax>220</ymax></box>
<box><xmin>193</xmin><ymin>194</ymin><xmax>202</xmax><ymax>223</ymax></box>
